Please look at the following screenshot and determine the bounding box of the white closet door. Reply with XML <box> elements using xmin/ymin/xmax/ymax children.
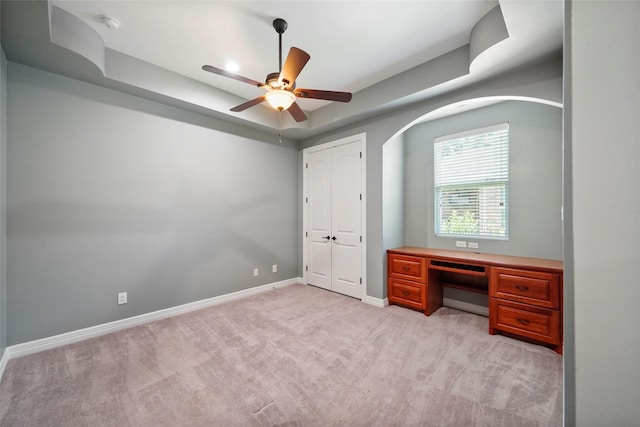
<box><xmin>330</xmin><ymin>142</ymin><xmax>362</xmax><ymax>299</ymax></box>
<box><xmin>306</xmin><ymin>140</ymin><xmax>362</xmax><ymax>299</ymax></box>
<box><xmin>307</xmin><ymin>148</ymin><xmax>332</xmax><ymax>291</ymax></box>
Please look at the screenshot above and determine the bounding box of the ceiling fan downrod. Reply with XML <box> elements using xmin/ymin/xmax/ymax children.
<box><xmin>273</xmin><ymin>18</ymin><xmax>288</xmax><ymax>73</ymax></box>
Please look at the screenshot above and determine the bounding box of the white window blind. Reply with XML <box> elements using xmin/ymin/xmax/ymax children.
<box><xmin>434</xmin><ymin>123</ymin><xmax>509</xmax><ymax>239</ymax></box>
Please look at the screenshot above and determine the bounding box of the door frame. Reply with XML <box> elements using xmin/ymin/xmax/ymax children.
<box><xmin>302</xmin><ymin>133</ymin><xmax>367</xmax><ymax>299</ymax></box>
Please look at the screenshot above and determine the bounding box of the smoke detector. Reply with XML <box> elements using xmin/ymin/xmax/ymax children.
<box><xmin>100</xmin><ymin>15</ymin><xmax>121</xmax><ymax>30</ymax></box>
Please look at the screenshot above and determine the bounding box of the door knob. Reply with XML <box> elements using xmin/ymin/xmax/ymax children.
<box><xmin>322</xmin><ymin>235</ymin><xmax>331</xmax><ymax>240</ymax></box>
<box><xmin>331</xmin><ymin>236</ymin><xmax>337</xmax><ymax>241</ymax></box>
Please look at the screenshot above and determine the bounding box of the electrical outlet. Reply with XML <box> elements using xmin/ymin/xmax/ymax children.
<box><xmin>468</xmin><ymin>242</ymin><xmax>479</xmax><ymax>249</ymax></box>
<box><xmin>117</xmin><ymin>292</ymin><xmax>127</xmax><ymax>305</ymax></box>
<box><xmin>272</xmin><ymin>264</ymin><xmax>278</xmax><ymax>273</ymax></box>
<box><xmin>253</xmin><ymin>268</ymin><xmax>259</xmax><ymax>277</ymax></box>
<box><xmin>456</xmin><ymin>240</ymin><xmax>467</xmax><ymax>248</ymax></box>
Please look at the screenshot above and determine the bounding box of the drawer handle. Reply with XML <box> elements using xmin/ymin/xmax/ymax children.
<box><xmin>402</xmin><ymin>290</ymin><xmax>410</xmax><ymax>296</ymax></box>
<box><xmin>516</xmin><ymin>285</ymin><xmax>529</xmax><ymax>292</ymax></box>
<box><xmin>402</xmin><ymin>266</ymin><xmax>410</xmax><ymax>271</ymax></box>
<box><xmin>517</xmin><ymin>318</ymin><xmax>530</xmax><ymax>325</ymax></box>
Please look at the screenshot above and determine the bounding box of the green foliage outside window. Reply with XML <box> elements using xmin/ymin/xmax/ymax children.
<box><xmin>441</xmin><ymin>210</ymin><xmax>479</xmax><ymax>235</ymax></box>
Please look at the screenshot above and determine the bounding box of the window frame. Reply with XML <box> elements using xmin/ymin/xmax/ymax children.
<box><xmin>433</xmin><ymin>123</ymin><xmax>510</xmax><ymax>240</ymax></box>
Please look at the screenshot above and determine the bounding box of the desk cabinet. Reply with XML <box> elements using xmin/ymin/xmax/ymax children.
<box><xmin>387</xmin><ymin>253</ymin><xmax>442</xmax><ymax>315</ymax></box>
<box><xmin>489</xmin><ymin>267</ymin><xmax>562</xmax><ymax>353</ymax></box>
<box><xmin>387</xmin><ymin>247</ymin><xmax>563</xmax><ymax>354</ymax></box>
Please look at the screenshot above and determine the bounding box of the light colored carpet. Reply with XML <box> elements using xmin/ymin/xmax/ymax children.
<box><xmin>0</xmin><ymin>284</ymin><xmax>562</xmax><ymax>426</ymax></box>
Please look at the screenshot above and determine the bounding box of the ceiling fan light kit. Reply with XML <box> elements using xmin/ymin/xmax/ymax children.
<box><xmin>202</xmin><ymin>18</ymin><xmax>352</xmax><ymax>122</ymax></box>
<box><xmin>266</xmin><ymin>89</ymin><xmax>296</xmax><ymax>111</ymax></box>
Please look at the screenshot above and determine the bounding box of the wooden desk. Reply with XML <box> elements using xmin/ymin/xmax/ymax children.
<box><xmin>387</xmin><ymin>247</ymin><xmax>563</xmax><ymax>354</ymax></box>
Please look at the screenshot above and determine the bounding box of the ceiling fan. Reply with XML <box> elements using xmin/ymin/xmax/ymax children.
<box><xmin>202</xmin><ymin>18</ymin><xmax>352</xmax><ymax>123</ymax></box>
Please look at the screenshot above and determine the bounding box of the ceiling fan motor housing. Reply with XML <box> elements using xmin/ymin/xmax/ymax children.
<box><xmin>266</xmin><ymin>72</ymin><xmax>294</xmax><ymax>90</ymax></box>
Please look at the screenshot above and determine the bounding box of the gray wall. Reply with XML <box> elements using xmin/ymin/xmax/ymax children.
<box><xmin>382</xmin><ymin>133</ymin><xmax>405</xmax><ymax>253</ymax></box>
<box><xmin>564</xmin><ymin>2</ymin><xmax>640</xmax><ymax>425</ymax></box>
<box><xmin>382</xmin><ymin>133</ymin><xmax>405</xmax><ymax>284</ymax></box>
<box><xmin>0</xmin><ymin>47</ymin><xmax>7</xmax><ymax>359</ymax></box>
<box><xmin>6</xmin><ymin>63</ymin><xmax>299</xmax><ymax>345</ymax></box>
<box><xmin>404</xmin><ymin>101</ymin><xmax>563</xmax><ymax>260</ymax></box>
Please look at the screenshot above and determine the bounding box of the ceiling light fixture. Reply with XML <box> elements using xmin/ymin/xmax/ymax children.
<box><xmin>225</xmin><ymin>61</ymin><xmax>239</xmax><ymax>73</ymax></box>
<box><xmin>265</xmin><ymin>89</ymin><xmax>296</xmax><ymax>111</ymax></box>
<box><xmin>100</xmin><ymin>15</ymin><xmax>121</xmax><ymax>30</ymax></box>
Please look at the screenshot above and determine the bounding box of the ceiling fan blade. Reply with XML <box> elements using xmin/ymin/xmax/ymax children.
<box><xmin>202</xmin><ymin>65</ymin><xmax>264</xmax><ymax>87</ymax></box>
<box><xmin>230</xmin><ymin>96</ymin><xmax>266</xmax><ymax>112</ymax></box>
<box><xmin>279</xmin><ymin>47</ymin><xmax>310</xmax><ymax>87</ymax></box>
<box><xmin>287</xmin><ymin>102</ymin><xmax>308</xmax><ymax>122</ymax></box>
<box><xmin>294</xmin><ymin>89</ymin><xmax>352</xmax><ymax>103</ymax></box>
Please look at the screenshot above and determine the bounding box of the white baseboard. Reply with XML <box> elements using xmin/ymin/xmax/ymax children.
<box><xmin>0</xmin><ymin>348</ymin><xmax>8</xmax><ymax>383</ymax></box>
<box><xmin>3</xmin><ymin>277</ymin><xmax>303</xmax><ymax>364</ymax></box>
<box><xmin>362</xmin><ymin>294</ymin><xmax>388</xmax><ymax>308</ymax></box>
<box><xmin>443</xmin><ymin>298</ymin><xmax>489</xmax><ymax>317</ymax></box>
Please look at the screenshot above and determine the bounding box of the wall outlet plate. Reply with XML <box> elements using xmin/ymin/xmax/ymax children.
<box><xmin>456</xmin><ymin>240</ymin><xmax>467</xmax><ymax>248</ymax></box>
<box><xmin>117</xmin><ymin>292</ymin><xmax>127</xmax><ymax>305</ymax></box>
<box><xmin>253</xmin><ymin>268</ymin><xmax>259</xmax><ymax>277</ymax></box>
<box><xmin>468</xmin><ymin>242</ymin><xmax>479</xmax><ymax>249</ymax></box>
<box><xmin>272</xmin><ymin>264</ymin><xmax>277</xmax><ymax>273</ymax></box>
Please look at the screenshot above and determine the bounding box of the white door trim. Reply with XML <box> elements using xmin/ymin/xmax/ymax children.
<box><xmin>302</xmin><ymin>133</ymin><xmax>367</xmax><ymax>299</ymax></box>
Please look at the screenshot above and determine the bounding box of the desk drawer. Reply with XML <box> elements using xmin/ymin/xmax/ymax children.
<box><xmin>490</xmin><ymin>267</ymin><xmax>560</xmax><ymax>309</ymax></box>
<box><xmin>388</xmin><ymin>278</ymin><xmax>425</xmax><ymax>311</ymax></box>
<box><xmin>490</xmin><ymin>299</ymin><xmax>560</xmax><ymax>345</ymax></box>
<box><xmin>388</xmin><ymin>254</ymin><xmax>427</xmax><ymax>283</ymax></box>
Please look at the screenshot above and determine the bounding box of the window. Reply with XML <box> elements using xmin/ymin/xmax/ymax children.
<box><xmin>434</xmin><ymin>123</ymin><xmax>509</xmax><ymax>239</ymax></box>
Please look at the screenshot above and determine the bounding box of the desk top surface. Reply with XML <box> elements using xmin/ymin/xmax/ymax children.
<box><xmin>388</xmin><ymin>247</ymin><xmax>563</xmax><ymax>273</ymax></box>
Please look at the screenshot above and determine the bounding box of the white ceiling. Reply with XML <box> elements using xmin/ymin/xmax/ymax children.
<box><xmin>1</xmin><ymin>0</ymin><xmax>563</xmax><ymax>139</ymax></box>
